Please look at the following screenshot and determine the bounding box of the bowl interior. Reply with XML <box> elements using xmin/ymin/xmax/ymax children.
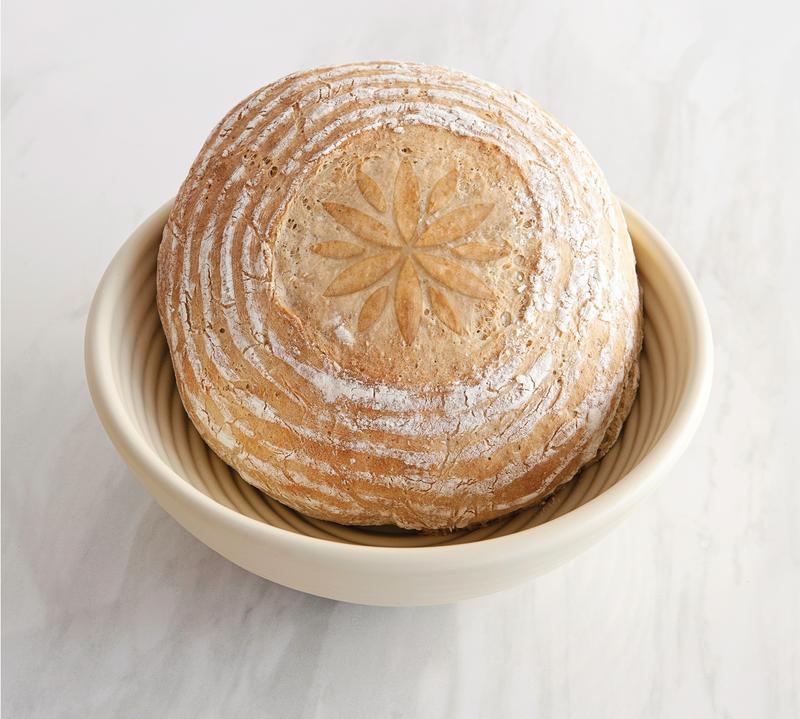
<box><xmin>98</xmin><ymin>201</ymin><xmax>696</xmax><ymax>548</ymax></box>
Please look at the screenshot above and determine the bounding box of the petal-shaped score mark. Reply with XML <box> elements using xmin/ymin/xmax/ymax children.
<box><xmin>416</xmin><ymin>254</ymin><xmax>493</xmax><ymax>299</ymax></box>
<box><xmin>311</xmin><ymin>241</ymin><xmax>365</xmax><ymax>259</ymax></box>
<box><xmin>323</xmin><ymin>202</ymin><xmax>400</xmax><ymax>247</ymax></box>
<box><xmin>451</xmin><ymin>242</ymin><xmax>509</xmax><ymax>261</ymax></box>
<box><xmin>395</xmin><ymin>259</ymin><xmax>422</xmax><ymax>345</ymax></box>
<box><xmin>324</xmin><ymin>252</ymin><xmax>400</xmax><ymax>297</ymax></box>
<box><xmin>393</xmin><ymin>158</ymin><xmax>420</xmax><ymax>242</ymax></box>
<box><xmin>356</xmin><ymin>167</ymin><xmax>387</xmax><ymax>213</ymax></box>
<box><xmin>416</xmin><ymin>203</ymin><xmax>494</xmax><ymax>247</ymax></box>
<box><xmin>427</xmin><ymin>169</ymin><xmax>457</xmax><ymax>215</ymax></box>
<box><xmin>316</xmin><ymin>161</ymin><xmax>503</xmax><ymax>344</ymax></box>
<box><xmin>358</xmin><ymin>286</ymin><xmax>389</xmax><ymax>331</ymax></box>
<box><xmin>428</xmin><ymin>287</ymin><xmax>461</xmax><ymax>335</ymax></box>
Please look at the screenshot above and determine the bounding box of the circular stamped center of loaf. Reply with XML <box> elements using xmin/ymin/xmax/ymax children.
<box><xmin>272</xmin><ymin>125</ymin><xmax>540</xmax><ymax>386</ymax></box>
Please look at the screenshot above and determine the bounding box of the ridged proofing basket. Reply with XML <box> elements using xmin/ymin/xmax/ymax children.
<box><xmin>85</xmin><ymin>199</ymin><xmax>712</xmax><ymax>606</ymax></box>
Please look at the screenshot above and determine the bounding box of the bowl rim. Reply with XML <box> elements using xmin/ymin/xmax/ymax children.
<box><xmin>85</xmin><ymin>198</ymin><xmax>713</xmax><ymax>562</ymax></box>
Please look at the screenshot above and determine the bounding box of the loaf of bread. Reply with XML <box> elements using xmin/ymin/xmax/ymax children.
<box><xmin>157</xmin><ymin>61</ymin><xmax>642</xmax><ymax>531</ymax></box>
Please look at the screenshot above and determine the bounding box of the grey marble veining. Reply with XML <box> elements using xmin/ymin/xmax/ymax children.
<box><xmin>2</xmin><ymin>0</ymin><xmax>798</xmax><ymax>716</ymax></box>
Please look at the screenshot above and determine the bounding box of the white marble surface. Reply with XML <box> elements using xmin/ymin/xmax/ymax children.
<box><xmin>3</xmin><ymin>0</ymin><xmax>799</xmax><ymax>716</ymax></box>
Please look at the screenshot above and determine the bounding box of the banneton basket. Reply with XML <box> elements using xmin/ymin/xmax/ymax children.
<box><xmin>85</xmin><ymin>199</ymin><xmax>712</xmax><ymax>606</ymax></box>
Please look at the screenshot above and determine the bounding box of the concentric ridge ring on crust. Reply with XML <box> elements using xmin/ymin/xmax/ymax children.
<box><xmin>157</xmin><ymin>61</ymin><xmax>643</xmax><ymax>531</ymax></box>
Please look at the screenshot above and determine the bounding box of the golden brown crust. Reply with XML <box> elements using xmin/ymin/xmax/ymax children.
<box><xmin>156</xmin><ymin>61</ymin><xmax>642</xmax><ymax>530</ymax></box>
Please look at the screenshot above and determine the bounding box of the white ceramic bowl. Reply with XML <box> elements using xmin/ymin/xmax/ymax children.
<box><xmin>85</xmin><ymin>199</ymin><xmax>712</xmax><ymax>606</ymax></box>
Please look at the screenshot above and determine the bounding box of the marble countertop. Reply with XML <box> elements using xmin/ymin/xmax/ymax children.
<box><xmin>3</xmin><ymin>0</ymin><xmax>798</xmax><ymax>716</ymax></box>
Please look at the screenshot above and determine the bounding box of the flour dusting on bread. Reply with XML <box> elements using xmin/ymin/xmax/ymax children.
<box><xmin>157</xmin><ymin>61</ymin><xmax>642</xmax><ymax>530</ymax></box>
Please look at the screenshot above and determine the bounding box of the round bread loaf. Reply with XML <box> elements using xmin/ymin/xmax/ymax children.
<box><xmin>157</xmin><ymin>61</ymin><xmax>642</xmax><ymax>531</ymax></box>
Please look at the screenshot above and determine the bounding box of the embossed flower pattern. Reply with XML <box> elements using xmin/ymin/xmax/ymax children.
<box><xmin>312</xmin><ymin>159</ymin><xmax>508</xmax><ymax>344</ymax></box>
